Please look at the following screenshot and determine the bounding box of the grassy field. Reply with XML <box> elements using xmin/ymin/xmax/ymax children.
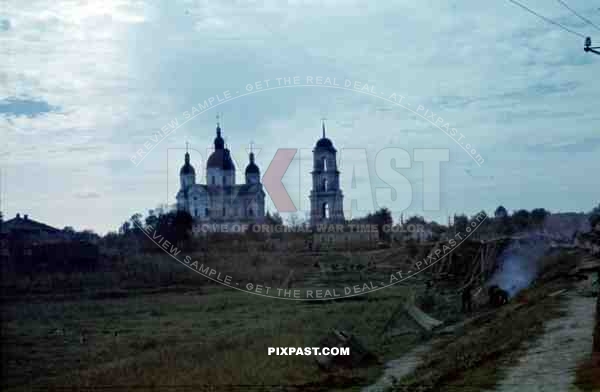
<box><xmin>1</xmin><ymin>278</ymin><xmax>427</xmax><ymax>390</ymax></box>
<box><xmin>1</xmin><ymin>245</ymin><xmax>588</xmax><ymax>391</ymax></box>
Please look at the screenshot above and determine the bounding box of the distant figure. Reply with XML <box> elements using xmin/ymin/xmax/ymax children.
<box><xmin>461</xmin><ymin>282</ymin><xmax>474</xmax><ymax>313</ymax></box>
<box><xmin>488</xmin><ymin>285</ymin><xmax>509</xmax><ymax>307</ymax></box>
<box><xmin>79</xmin><ymin>330</ymin><xmax>88</xmax><ymax>345</ymax></box>
<box><xmin>498</xmin><ymin>288</ymin><xmax>509</xmax><ymax>305</ymax></box>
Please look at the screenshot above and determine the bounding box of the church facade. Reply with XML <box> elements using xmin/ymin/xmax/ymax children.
<box><xmin>176</xmin><ymin>120</ymin><xmax>266</xmax><ymax>231</ymax></box>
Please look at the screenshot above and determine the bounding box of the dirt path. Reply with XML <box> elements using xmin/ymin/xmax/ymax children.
<box><xmin>488</xmin><ymin>286</ymin><xmax>596</xmax><ymax>392</ymax></box>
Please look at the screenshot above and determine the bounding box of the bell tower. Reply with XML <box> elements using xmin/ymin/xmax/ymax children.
<box><xmin>310</xmin><ymin>120</ymin><xmax>344</xmax><ymax>227</ymax></box>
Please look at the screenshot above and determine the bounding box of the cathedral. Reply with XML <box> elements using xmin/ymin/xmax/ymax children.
<box><xmin>176</xmin><ymin>120</ymin><xmax>266</xmax><ymax>230</ymax></box>
<box><xmin>176</xmin><ymin>118</ymin><xmax>345</xmax><ymax>232</ymax></box>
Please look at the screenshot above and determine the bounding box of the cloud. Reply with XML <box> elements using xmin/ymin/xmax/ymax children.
<box><xmin>0</xmin><ymin>97</ymin><xmax>59</xmax><ymax>117</ymax></box>
<box><xmin>74</xmin><ymin>191</ymin><xmax>101</xmax><ymax>199</ymax></box>
<box><xmin>528</xmin><ymin>81</ymin><xmax>579</xmax><ymax>96</ymax></box>
<box><xmin>1</xmin><ymin>0</ymin><xmax>599</xmax><ymax>234</ymax></box>
<box><xmin>526</xmin><ymin>136</ymin><xmax>600</xmax><ymax>154</ymax></box>
<box><xmin>0</xmin><ymin>19</ymin><xmax>10</xmax><ymax>31</ymax></box>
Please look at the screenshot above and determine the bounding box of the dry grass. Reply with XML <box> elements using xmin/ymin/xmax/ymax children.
<box><xmin>3</xmin><ymin>244</ymin><xmax>579</xmax><ymax>391</ymax></box>
<box><xmin>1</xmin><ymin>240</ymin><xmax>424</xmax><ymax>299</ymax></box>
<box><xmin>395</xmin><ymin>291</ymin><xmax>568</xmax><ymax>391</ymax></box>
<box><xmin>1</xmin><ymin>279</ymin><xmax>423</xmax><ymax>391</ymax></box>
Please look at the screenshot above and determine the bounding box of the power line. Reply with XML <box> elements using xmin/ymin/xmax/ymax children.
<box><xmin>507</xmin><ymin>0</ymin><xmax>587</xmax><ymax>39</ymax></box>
<box><xmin>556</xmin><ymin>0</ymin><xmax>600</xmax><ymax>33</ymax></box>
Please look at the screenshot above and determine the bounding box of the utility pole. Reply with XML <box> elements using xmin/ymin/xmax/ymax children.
<box><xmin>584</xmin><ymin>37</ymin><xmax>600</xmax><ymax>55</ymax></box>
<box><xmin>595</xmin><ymin>274</ymin><xmax>599</xmax><ymax>366</ymax></box>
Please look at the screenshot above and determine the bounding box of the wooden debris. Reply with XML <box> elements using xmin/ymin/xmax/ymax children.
<box><xmin>315</xmin><ymin>329</ymin><xmax>375</xmax><ymax>370</ymax></box>
<box><xmin>548</xmin><ymin>289</ymin><xmax>568</xmax><ymax>297</ymax></box>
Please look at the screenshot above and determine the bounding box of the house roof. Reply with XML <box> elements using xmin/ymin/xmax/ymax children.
<box><xmin>3</xmin><ymin>215</ymin><xmax>62</xmax><ymax>234</ymax></box>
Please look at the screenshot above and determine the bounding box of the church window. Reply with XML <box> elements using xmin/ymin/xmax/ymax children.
<box><xmin>194</xmin><ymin>208</ymin><xmax>198</xmax><ymax>217</ymax></box>
<box><xmin>223</xmin><ymin>207</ymin><xmax>226</xmax><ymax>216</ymax></box>
<box><xmin>212</xmin><ymin>176</ymin><xmax>215</xmax><ymax>185</ymax></box>
<box><xmin>322</xmin><ymin>203</ymin><xmax>330</xmax><ymax>219</ymax></box>
<box><xmin>323</xmin><ymin>157</ymin><xmax>327</xmax><ymax>171</ymax></box>
<box><xmin>322</xmin><ymin>178</ymin><xmax>328</xmax><ymax>192</ymax></box>
<box><xmin>249</xmin><ymin>208</ymin><xmax>254</xmax><ymax>216</ymax></box>
<box><xmin>205</xmin><ymin>208</ymin><xmax>209</xmax><ymax>216</ymax></box>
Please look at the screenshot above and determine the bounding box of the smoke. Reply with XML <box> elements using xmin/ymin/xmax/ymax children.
<box><xmin>488</xmin><ymin>236</ymin><xmax>550</xmax><ymax>298</ymax></box>
<box><xmin>487</xmin><ymin>213</ymin><xmax>590</xmax><ymax>298</ymax></box>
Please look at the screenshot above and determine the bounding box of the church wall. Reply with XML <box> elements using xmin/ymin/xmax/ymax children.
<box><xmin>246</xmin><ymin>173</ymin><xmax>260</xmax><ymax>185</ymax></box>
<box><xmin>206</xmin><ymin>167</ymin><xmax>235</xmax><ymax>186</ymax></box>
<box><xmin>207</xmin><ymin>167</ymin><xmax>222</xmax><ymax>186</ymax></box>
<box><xmin>180</xmin><ymin>173</ymin><xmax>195</xmax><ymax>189</ymax></box>
<box><xmin>189</xmin><ymin>189</ymin><xmax>209</xmax><ymax>218</ymax></box>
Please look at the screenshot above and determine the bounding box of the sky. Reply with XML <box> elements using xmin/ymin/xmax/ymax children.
<box><xmin>0</xmin><ymin>0</ymin><xmax>599</xmax><ymax>234</ymax></box>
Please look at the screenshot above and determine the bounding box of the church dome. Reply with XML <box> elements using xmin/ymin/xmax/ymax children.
<box><xmin>180</xmin><ymin>152</ymin><xmax>195</xmax><ymax>175</ymax></box>
<box><xmin>245</xmin><ymin>162</ymin><xmax>259</xmax><ymax>174</ymax></box>
<box><xmin>314</xmin><ymin>121</ymin><xmax>337</xmax><ymax>152</ymax></box>
<box><xmin>244</xmin><ymin>152</ymin><xmax>260</xmax><ymax>186</ymax></box>
<box><xmin>207</xmin><ymin>119</ymin><xmax>235</xmax><ymax>170</ymax></box>
<box><xmin>245</xmin><ymin>152</ymin><xmax>259</xmax><ymax>175</ymax></box>
<box><xmin>316</xmin><ymin>137</ymin><xmax>334</xmax><ymax>149</ymax></box>
<box><xmin>180</xmin><ymin>163</ymin><xmax>195</xmax><ymax>175</ymax></box>
<box><xmin>207</xmin><ymin>148</ymin><xmax>235</xmax><ymax>171</ymax></box>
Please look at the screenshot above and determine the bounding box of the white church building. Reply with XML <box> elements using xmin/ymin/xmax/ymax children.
<box><xmin>176</xmin><ymin>120</ymin><xmax>266</xmax><ymax>231</ymax></box>
<box><xmin>176</xmin><ymin>118</ymin><xmax>346</xmax><ymax>233</ymax></box>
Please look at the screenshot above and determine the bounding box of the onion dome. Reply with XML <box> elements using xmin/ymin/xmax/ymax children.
<box><xmin>207</xmin><ymin>120</ymin><xmax>235</xmax><ymax>170</ymax></box>
<box><xmin>207</xmin><ymin>148</ymin><xmax>235</xmax><ymax>170</ymax></box>
<box><xmin>245</xmin><ymin>152</ymin><xmax>260</xmax><ymax>175</ymax></box>
<box><xmin>316</xmin><ymin>137</ymin><xmax>334</xmax><ymax>149</ymax></box>
<box><xmin>180</xmin><ymin>151</ymin><xmax>195</xmax><ymax>175</ymax></box>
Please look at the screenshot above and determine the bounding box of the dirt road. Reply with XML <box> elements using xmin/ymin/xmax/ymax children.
<box><xmin>362</xmin><ymin>342</ymin><xmax>432</xmax><ymax>392</ymax></box>
<box><xmin>488</xmin><ymin>284</ymin><xmax>596</xmax><ymax>392</ymax></box>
